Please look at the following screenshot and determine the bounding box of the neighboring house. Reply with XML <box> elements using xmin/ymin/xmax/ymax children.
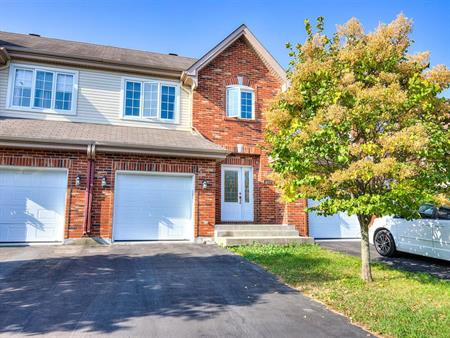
<box><xmin>0</xmin><ymin>25</ymin><xmax>309</xmax><ymax>244</ymax></box>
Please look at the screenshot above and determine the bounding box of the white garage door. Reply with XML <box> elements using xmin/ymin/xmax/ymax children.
<box><xmin>308</xmin><ymin>199</ymin><xmax>361</xmax><ymax>239</ymax></box>
<box><xmin>0</xmin><ymin>167</ymin><xmax>67</xmax><ymax>243</ymax></box>
<box><xmin>113</xmin><ymin>173</ymin><xmax>194</xmax><ymax>241</ymax></box>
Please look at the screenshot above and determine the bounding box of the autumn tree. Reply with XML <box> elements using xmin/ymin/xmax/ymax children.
<box><xmin>266</xmin><ymin>14</ymin><xmax>450</xmax><ymax>281</ymax></box>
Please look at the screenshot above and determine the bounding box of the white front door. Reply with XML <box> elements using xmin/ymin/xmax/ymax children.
<box><xmin>221</xmin><ymin>165</ymin><xmax>253</xmax><ymax>222</ymax></box>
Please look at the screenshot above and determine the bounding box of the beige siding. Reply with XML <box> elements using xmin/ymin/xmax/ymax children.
<box><xmin>0</xmin><ymin>61</ymin><xmax>192</xmax><ymax>131</ymax></box>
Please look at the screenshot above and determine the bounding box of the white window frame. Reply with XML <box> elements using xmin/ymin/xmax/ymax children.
<box><xmin>121</xmin><ymin>77</ymin><xmax>180</xmax><ymax>124</ymax></box>
<box><xmin>226</xmin><ymin>84</ymin><xmax>255</xmax><ymax>120</ymax></box>
<box><xmin>6</xmin><ymin>63</ymin><xmax>79</xmax><ymax>115</ymax></box>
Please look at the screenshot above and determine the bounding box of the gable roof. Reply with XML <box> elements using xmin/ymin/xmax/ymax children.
<box><xmin>0</xmin><ymin>26</ymin><xmax>285</xmax><ymax>83</ymax></box>
<box><xmin>181</xmin><ymin>24</ymin><xmax>287</xmax><ymax>88</ymax></box>
<box><xmin>0</xmin><ymin>31</ymin><xmax>197</xmax><ymax>77</ymax></box>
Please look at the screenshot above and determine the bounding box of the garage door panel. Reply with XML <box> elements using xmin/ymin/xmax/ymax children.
<box><xmin>113</xmin><ymin>173</ymin><xmax>194</xmax><ymax>241</ymax></box>
<box><xmin>0</xmin><ymin>168</ymin><xmax>67</xmax><ymax>243</ymax></box>
<box><xmin>1</xmin><ymin>192</ymin><xmax>66</xmax><ymax>221</ymax></box>
<box><xmin>0</xmin><ymin>224</ymin><xmax>28</xmax><ymax>243</ymax></box>
<box><xmin>0</xmin><ymin>170</ymin><xmax>67</xmax><ymax>187</ymax></box>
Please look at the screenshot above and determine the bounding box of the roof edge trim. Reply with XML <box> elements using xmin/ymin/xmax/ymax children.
<box><xmin>8</xmin><ymin>49</ymin><xmax>184</xmax><ymax>78</ymax></box>
<box><xmin>0</xmin><ymin>137</ymin><xmax>228</xmax><ymax>160</ymax></box>
<box><xmin>182</xmin><ymin>24</ymin><xmax>287</xmax><ymax>88</ymax></box>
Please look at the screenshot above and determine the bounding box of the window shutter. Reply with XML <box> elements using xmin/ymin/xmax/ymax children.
<box><xmin>226</xmin><ymin>87</ymin><xmax>239</xmax><ymax>117</ymax></box>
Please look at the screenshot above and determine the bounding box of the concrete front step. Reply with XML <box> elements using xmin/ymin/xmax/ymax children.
<box><xmin>216</xmin><ymin>236</ymin><xmax>314</xmax><ymax>247</ymax></box>
<box><xmin>215</xmin><ymin>229</ymin><xmax>300</xmax><ymax>237</ymax></box>
<box><xmin>215</xmin><ymin>224</ymin><xmax>296</xmax><ymax>231</ymax></box>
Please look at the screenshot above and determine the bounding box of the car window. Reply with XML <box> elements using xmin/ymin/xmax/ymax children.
<box><xmin>418</xmin><ymin>204</ymin><xmax>436</xmax><ymax>219</ymax></box>
<box><xmin>437</xmin><ymin>207</ymin><xmax>450</xmax><ymax>220</ymax></box>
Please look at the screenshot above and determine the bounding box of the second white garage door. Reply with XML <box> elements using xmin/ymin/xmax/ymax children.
<box><xmin>113</xmin><ymin>172</ymin><xmax>194</xmax><ymax>241</ymax></box>
<box><xmin>308</xmin><ymin>199</ymin><xmax>361</xmax><ymax>239</ymax></box>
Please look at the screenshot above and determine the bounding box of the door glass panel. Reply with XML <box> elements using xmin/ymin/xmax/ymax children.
<box><xmin>224</xmin><ymin>170</ymin><xmax>238</xmax><ymax>202</ymax></box>
<box><xmin>244</xmin><ymin>170</ymin><xmax>250</xmax><ymax>203</ymax></box>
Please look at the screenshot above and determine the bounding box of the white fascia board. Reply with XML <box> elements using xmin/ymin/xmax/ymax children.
<box><xmin>182</xmin><ymin>25</ymin><xmax>287</xmax><ymax>88</ymax></box>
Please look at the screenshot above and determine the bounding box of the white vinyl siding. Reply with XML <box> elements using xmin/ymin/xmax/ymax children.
<box><xmin>0</xmin><ymin>62</ymin><xmax>192</xmax><ymax>131</ymax></box>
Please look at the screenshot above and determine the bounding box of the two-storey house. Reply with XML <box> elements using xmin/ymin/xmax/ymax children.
<box><xmin>0</xmin><ymin>25</ymin><xmax>309</xmax><ymax>244</ymax></box>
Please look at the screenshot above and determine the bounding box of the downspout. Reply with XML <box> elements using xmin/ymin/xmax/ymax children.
<box><xmin>0</xmin><ymin>48</ymin><xmax>11</xmax><ymax>70</ymax></box>
<box><xmin>0</xmin><ymin>61</ymin><xmax>10</xmax><ymax>71</ymax></box>
<box><xmin>83</xmin><ymin>144</ymin><xmax>96</xmax><ymax>236</ymax></box>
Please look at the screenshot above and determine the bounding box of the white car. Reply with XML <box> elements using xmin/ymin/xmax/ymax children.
<box><xmin>369</xmin><ymin>204</ymin><xmax>450</xmax><ymax>261</ymax></box>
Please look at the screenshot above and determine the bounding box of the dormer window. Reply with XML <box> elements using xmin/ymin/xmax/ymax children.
<box><xmin>226</xmin><ymin>85</ymin><xmax>254</xmax><ymax>119</ymax></box>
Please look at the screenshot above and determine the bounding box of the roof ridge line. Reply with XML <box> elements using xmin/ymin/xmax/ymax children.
<box><xmin>0</xmin><ymin>30</ymin><xmax>197</xmax><ymax>61</ymax></box>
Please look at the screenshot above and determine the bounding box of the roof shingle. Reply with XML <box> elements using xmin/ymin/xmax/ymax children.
<box><xmin>0</xmin><ymin>118</ymin><xmax>227</xmax><ymax>158</ymax></box>
<box><xmin>0</xmin><ymin>31</ymin><xmax>197</xmax><ymax>71</ymax></box>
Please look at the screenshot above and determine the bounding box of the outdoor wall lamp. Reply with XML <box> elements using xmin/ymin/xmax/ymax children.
<box><xmin>75</xmin><ymin>175</ymin><xmax>81</xmax><ymax>187</ymax></box>
<box><xmin>101</xmin><ymin>176</ymin><xmax>107</xmax><ymax>188</ymax></box>
<box><xmin>202</xmin><ymin>180</ymin><xmax>208</xmax><ymax>190</ymax></box>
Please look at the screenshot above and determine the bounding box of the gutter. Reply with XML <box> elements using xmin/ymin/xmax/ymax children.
<box><xmin>7</xmin><ymin>49</ymin><xmax>185</xmax><ymax>79</ymax></box>
<box><xmin>0</xmin><ymin>138</ymin><xmax>228</xmax><ymax>160</ymax></box>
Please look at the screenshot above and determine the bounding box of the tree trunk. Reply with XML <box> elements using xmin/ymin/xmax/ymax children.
<box><xmin>357</xmin><ymin>215</ymin><xmax>374</xmax><ymax>282</ymax></box>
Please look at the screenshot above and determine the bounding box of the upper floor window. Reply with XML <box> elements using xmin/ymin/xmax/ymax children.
<box><xmin>226</xmin><ymin>85</ymin><xmax>254</xmax><ymax>119</ymax></box>
<box><xmin>123</xmin><ymin>79</ymin><xmax>178</xmax><ymax>122</ymax></box>
<box><xmin>8</xmin><ymin>64</ymin><xmax>78</xmax><ymax>114</ymax></box>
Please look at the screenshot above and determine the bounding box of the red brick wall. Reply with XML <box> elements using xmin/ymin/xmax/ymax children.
<box><xmin>0</xmin><ymin>148</ymin><xmax>217</xmax><ymax>239</ymax></box>
<box><xmin>192</xmin><ymin>37</ymin><xmax>308</xmax><ymax>235</ymax></box>
<box><xmin>193</xmin><ymin>37</ymin><xmax>279</xmax><ymax>151</ymax></box>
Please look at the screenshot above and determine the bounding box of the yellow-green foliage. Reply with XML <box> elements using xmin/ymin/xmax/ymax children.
<box><xmin>267</xmin><ymin>14</ymin><xmax>450</xmax><ymax>218</ymax></box>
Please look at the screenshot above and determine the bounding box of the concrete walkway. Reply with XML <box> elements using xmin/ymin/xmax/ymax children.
<box><xmin>0</xmin><ymin>243</ymin><xmax>372</xmax><ymax>337</ymax></box>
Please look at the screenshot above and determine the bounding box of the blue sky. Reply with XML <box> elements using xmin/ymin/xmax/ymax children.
<box><xmin>1</xmin><ymin>0</ymin><xmax>449</xmax><ymax>93</ymax></box>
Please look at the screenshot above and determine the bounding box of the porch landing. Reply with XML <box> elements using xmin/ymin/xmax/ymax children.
<box><xmin>214</xmin><ymin>224</ymin><xmax>314</xmax><ymax>246</ymax></box>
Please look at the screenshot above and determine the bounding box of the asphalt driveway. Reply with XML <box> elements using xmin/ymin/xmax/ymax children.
<box><xmin>318</xmin><ymin>240</ymin><xmax>450</xmax><ymax>280</ymax></box>
<box><xmin>0</xmin><ymin>243</ymin><xmax>371</xmax><ymax>338</ymax></box>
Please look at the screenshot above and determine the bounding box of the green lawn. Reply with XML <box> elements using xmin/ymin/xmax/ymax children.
<box><xmin>231</xmin><ymin>244</ymin><xmax>450</xmax><ymax>338</ymax></box>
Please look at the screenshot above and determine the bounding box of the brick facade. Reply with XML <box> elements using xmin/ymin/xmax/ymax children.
<box><xmin>0</xmin><ymin>148</ymin><xmax>217</xmax><ymax>239</ymax></box>
<box><xmin>0</xmin><ymin>36</ymin><xmax>308</xmax><ymax>240</ymax></box>
<box><xmin>192</xmin><ymin>37</ymin><xmax>308</xmax><ymax>235</ymax></box>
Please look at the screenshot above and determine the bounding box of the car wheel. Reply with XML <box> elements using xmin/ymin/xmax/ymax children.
<box><xmin>374</xmin><ymin>229</ymin><xmax>396</xmax><ymax>257</ymax></box>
